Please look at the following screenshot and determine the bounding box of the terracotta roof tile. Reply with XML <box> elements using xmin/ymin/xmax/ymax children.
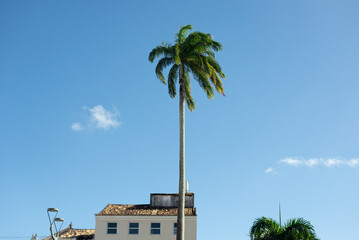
<box><xmin>42</xmin><ymin>225</ymin><xmax>94</xmax><ymax>240</ymax></box>
<box><xmin>60</xmin><ymin>228</ymin><xmax>95</xmax><ymax>238</ymax></box>
<box><xmin>96</xmin><ymin>204</ymin><xmax>196</xmax><ymax>216</ymax></box>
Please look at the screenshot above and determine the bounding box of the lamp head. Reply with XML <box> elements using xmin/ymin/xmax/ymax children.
<box><xmin>54</xmin><ymin>218</ymin><xmax>64</xmax><ymax>222</ymax></box>
<box><xmin>47</xmin><ymin>208</ymin><xmax>59</xmax><ymax>212</ymax></box>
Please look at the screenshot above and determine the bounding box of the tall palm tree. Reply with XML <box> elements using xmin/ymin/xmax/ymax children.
<box><xmin>149</xmin><ymin>25</ymin><xmax>225</xmax><ymax>240</ymax></box>
<box><xmin>250</xmin><ymin>217</ymin><xmax>319</xmax><ymax>240</ymax></box>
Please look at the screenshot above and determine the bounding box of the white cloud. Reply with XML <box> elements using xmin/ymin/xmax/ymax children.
<box><xmin>88</xmin><ymin>105</ymin><xmax>121</xmax><ymax>130</ymax></box>
<box><xmin>304</xmin><ymin>158</ymin><xmax>320</xmax><ymax>167</ymax></box>
<box><xmin>71</xmin><ymin>122</ymin><xmax>84</xmax><ymax>131</ymax></box>
<box><xmin>323</xmin><ymin>158</ymin><xmax>344</xmax><ymax>167</ymax></box>
<box><xmin>279</xmin><ymin>157</ymin><xmax>359</xmax><ymax>168</ymax></box>
<box><xmin>265</xmin><ymin>167</ymin><xmax>274</xmax><ymax>173</ymax></box>
<box><xmin>71</xmin><ymin>105</ymin><xmax>121</xmax><ymax>132</ymax></box>
<box><xmin>348</xmin><ymin>159</ymin><xmax>359</xmax><ymax>167</ymax></box>
<box><xmin>280</xmin><ymin>158</ymin><xmax>302</xmax><ymax>167</ymax></box>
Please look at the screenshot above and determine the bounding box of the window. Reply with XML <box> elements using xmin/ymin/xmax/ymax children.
<box><xmin>129</xmin><ymin>223</ymin><xmax>139</xmax><ymax>234</ymax></box>
<box><xmin>150</xmin><ymin>223</ymin><xmax>161</xmax><ymax>235</ymax></box>
<box><xmin>107</xmin><ymin>222</ymin><xmax>117</xmax><ymax>234</ymax></box>
<box><xmin>173</xmin><ymin>223</ymin><xmax>177</xmax><ymax>235</ymax></box>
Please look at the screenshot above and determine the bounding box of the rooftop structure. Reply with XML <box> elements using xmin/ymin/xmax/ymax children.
<box><xmin>42</xmin><ymin>224</ymin><xmax>94</xmax><ymax>240</ymax></box>
<box><xmin>96</xmin><ymin>193</ymin><xmax>196</xmax><ymax>216</ymax></box>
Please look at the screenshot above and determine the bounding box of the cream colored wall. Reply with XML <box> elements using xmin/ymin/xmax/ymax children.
<box><xmin>95</xmin><ymin>216</ymin><xmax>196</xmax><ymax>240</ymax></box>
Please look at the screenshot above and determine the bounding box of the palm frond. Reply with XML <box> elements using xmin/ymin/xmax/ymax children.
<box><xmin>183</xmin><ymin>32</ymin><xmax>223</xmax><ymax>55</ymax></box>
<box><xmin>155</xmin><ymin>57</ymin><xmax>174</xmax><ymax>84</ymax></box>
<box><xmin>149</xmin><ymin>43</ymin><xmax>173</xmax><ymax>62</ymax></box>
<box><xmin>176</xmin><ymin>24</ymin><xmax>193</xmax><ymax>44</ymax></box>
<box><xmin>250</xmin><ymin>217</ymin><xmax>280</xmax><ymax>240</ymax></box>
<box><xmin>186</xmin><ymin>63</ymin><xmax>214</xmax><ymax>99</ymax></box>
<box><xmin>188</xmin><ymin>54</ymin><xmax>225</xmax><ymax>95</ymax></box>
<box><xmin>208</xmin><ymin>64</ymin><xmax>225</xmax><ymax>95</ymax></box>
<box><xmin>183</xmin><ymin>70</ymin><xmax>195</xmax><ymax>111</ymax></box>
<box><xmin>168</xmin><ymin>64</ymin><xmax>179</xmax><ymax>98</ymax></box>
<box><xmin>207</xmin><ymin>56</ymin><xmax>225</xmax><ymax>78</ymax></box>
<box><xmin>173</xmin><ymin>43</ymin><xmax>180</xmax><ymax>64</ymax></box>
<box><xmin>203</xmin><ymin>50</ymin><xmax>216</xmax><ymax>58</ymax></box>
<box><xmin>185</xmin><ymin>53</ymin><xmax>225</xmax><ymax>91</ymax></box>
<box><xmin>282</xmin><ymin>218</ymin><xmax>319</xmax><ymax>240</ymax></box>
<box><xmin>185</xmin><ymin>53</ymin><xmax>209</xmax><ymax>72</ymax></box>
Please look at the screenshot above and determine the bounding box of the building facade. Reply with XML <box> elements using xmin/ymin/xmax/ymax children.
<box><xmin>94</xmin><ymin>193</ymin><xmax>197</xmax><ymax>240</ymax></box>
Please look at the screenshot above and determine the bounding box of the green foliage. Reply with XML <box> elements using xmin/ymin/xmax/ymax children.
<box><xmin>250</xmin><ymin>217</ymin><xmax>319</xmax><ymax>240</ymax></box>
<box><xmin>176</xmin><ymin>24</ymin><xmax>193</xmax><ymax>44</ymax></box>
<box><xmin>148</xmin><ymin>25</ymin><xmax>225</xmax><ymax>111</ymax></box>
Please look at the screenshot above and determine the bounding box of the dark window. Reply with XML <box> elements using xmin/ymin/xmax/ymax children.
<box><xmin>129</xmin><ymin>223</ymin><xmax>139</xmax><ymax>234</ymax></box>
<box><xmin>107</xmin><ymin>222</ymin><xmax>117</xmax><ymax>234</ymax></box>
<box><xmin>173</xmin><ymin>223</ymin><xmax>177</xmax><ymax>235</ymax></box>
<box><xmin>151</xmin><ymin>223</ymin><xmax>161</xmax><ymax>235</ymax></box>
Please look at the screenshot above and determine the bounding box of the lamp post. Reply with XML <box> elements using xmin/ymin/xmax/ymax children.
<box><xmin>47</xmin><ymin>208</ymin><xmax>64</xmax><ymax>240</ymax></box>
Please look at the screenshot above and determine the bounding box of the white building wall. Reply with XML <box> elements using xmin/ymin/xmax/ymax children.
<box><xmin>95</xmin><ymin>216</ymin><xmax>196</xmax><ymax>240</ymax></box>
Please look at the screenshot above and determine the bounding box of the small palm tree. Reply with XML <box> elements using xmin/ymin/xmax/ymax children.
<box><xmin>149</xmin><ymin>25</ymin><xmax>225</xmax><ymax>240</ymax></box>
<box><xmin>250</xmin><ymin>217</ymin><xmax>319</xmax><ymax>240</ymax></box>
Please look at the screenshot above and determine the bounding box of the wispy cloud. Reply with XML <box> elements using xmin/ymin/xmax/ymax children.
<box><xmin>71</xmin><ymin>105</ymin><xmax>121</xmax><ymax>131</ymax></box>
<box><xmin>279</xmin><ymin>157</ymin><xmax>359</xmax><ymax>168</ymax></box>
<box><xmin>71</xmin><ymin>122</ymin><xmax>84</xmax><ymax>131</ymax></box>
<box><xmin>265</xmin><ymin>167</ymin><xmax>277</xmax><ymax>174</ymax></box>
<box><xmin>87</xmin><ymin>105</ymin><xmax>121</xmax><ymax>130</ymax></box>
<box><xmin>348</xmin><ymin>159</ymin><xmax>359</xmax><ymax>167</ymax></box>
<box><xmin>280</xmin><ymin>158</ymin><xmax>302</xmax><ymax>167</ymax></box>
<box><xmin>265</xmin><ymin>157</ymin><xmax>359</xmax><ymax>174</ymax></box>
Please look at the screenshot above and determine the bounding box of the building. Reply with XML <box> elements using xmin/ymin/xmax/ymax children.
<box><xmin>42</xmin><ymin>223</ymin><xmax>95</xmax><ymax>240</ymax></box>
<box><xmin>94</xmin><ymin>193</ymin><xmax>197</xmax><ymax>240</ymax></box>
<box><xmin>41</xmin><ymin>193</ymin><xmax>196</xmax><ymax>240</ymax></box>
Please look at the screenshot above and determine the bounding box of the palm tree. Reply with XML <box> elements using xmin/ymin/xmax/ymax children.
<box><xmin>149</xmin><ymin>25</ymin><xmax>225</xmax><ymax>240</ymax></box>
<box><xmin>250</xmin><ymin>217</ymin><xmax>319</xmax><ymax>240</ymax></box>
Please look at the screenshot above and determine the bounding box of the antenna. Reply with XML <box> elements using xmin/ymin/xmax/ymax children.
<box><xmin>279</xmin><ymin>202</ymin><xmax>282</xmax><ymax>227</ymax></box>
<box><xmin>31</xmin><ymin>234</ymin><xmax>38</xmax><ymax>240</ymax></box>
<box><xmin>185</xmin><ymin>180</ymin><xmax>190</xmax><ymax>193</ymax></box>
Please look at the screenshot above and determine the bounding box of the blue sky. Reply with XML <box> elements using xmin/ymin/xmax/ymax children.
<box><xmin>0</xmin><ymin>1</ymin><xmax>358</xmax><ymax>240</ymax></box>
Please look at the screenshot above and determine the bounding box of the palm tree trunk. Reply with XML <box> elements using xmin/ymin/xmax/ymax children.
<box><xmin>176</xmin><ymin>66</ymin><xmax>185</xmax><ymax>240</ymax></box>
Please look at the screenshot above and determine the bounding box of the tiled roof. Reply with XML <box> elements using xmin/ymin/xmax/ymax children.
<box><xmin>59</xmin><ymin>229</ymin><xmax>95</xmax><ymax>238</ymax></box>
<box><xmin>96</xmin><ymin>204</ymin><xmax>197</xmax><ymax>216</ymax></box>
<box><xmin>42</xmin><ymin>225</ymin><xmax>94</xmax><ymax>240</ymax></box>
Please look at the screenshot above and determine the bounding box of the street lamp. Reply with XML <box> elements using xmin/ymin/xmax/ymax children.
<box><xmin>47</xmin><ymin>208</ymin><xmax>64</xmax><ymax>240</ymax></box>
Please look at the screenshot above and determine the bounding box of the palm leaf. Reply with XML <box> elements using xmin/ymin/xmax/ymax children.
<box><xmin>186</xmin><ymin>63</ymin><xmax>214</xmax><ymax>99</ymax></box>
<box><xmin>250</xmin><ymin>217</ymin><xmax>280</xmax><ymax>240</ymax></box>
<box><xmin>149</xmin><ymin>43</ymin><xmax>173</xmax><ymax>62</ymax></box>
<box><xmin>168</xmin><ymin>64</ymin><xmax>179</xmax><ymax>98</ymax></box>
<box><xmin>155</xmin><ymin>57</ymin><xmax>174</xmax><ymax>84</ymax></box>
<box><xmin>183</xmin><ymin>31</ymin><xmax>223</xmax><ymax>54</ymax></box>
<box><xmin>282</xmin><ymin>218</ymin><xmax>319</xmax><ymax>240</ymax></box>
<box><xmin>183</xmin><ymin>70</ymin><xmax>195</xmax><ymax>111</ymax></box>
<box><xmin>208</xmin><ymin>64</ymin><xmax>225</xmax><ymax>95</ymax></box>
<box><xmin>176</xmin><ymin>24</ymin><xmax>193</xmax><ymax>44</ymax></box>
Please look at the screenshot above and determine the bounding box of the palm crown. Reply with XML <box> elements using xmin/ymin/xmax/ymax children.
<box><xmin>250</xmin><ymin>217</ymin><xmax>319</xmax><ymax>240</ymax></box>
<box><xmin>149</xmin><ymin>24</ymin><xmax>225</xmax><ymax>111</ymax></box>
